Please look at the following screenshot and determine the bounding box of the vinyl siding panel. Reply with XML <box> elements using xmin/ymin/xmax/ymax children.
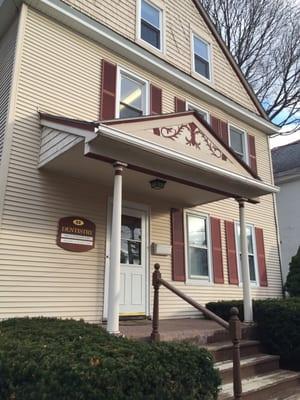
<box><xmin>0</xmin><ymin>18</ymin><xmax>18</xmax><ymax>165</ymax></box>
<box><xmin>0</xmin><ymin>9</ymin><xmax>281</xmax><ymax>323</ymax></box>
<box><xmin>61</xmin><ymin>0</ymin><xmax>259</xmax><ymax>113</ymax></box>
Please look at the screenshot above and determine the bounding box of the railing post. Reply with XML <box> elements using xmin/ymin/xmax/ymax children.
<box><xmin>229</xmin><ymin>307</ymin><xmax>242</xmax><ymax>400</ymax></box>
<box><xmin>151</xmin><ymin>263</ymin><xmax>161</xmax><ymax>342</ymax></box>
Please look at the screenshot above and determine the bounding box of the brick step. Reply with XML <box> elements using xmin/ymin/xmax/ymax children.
<box><xmin>206</xmin><ymin>340</ymin><xmax>262</xmax><ymax>362</ymax></box>
<box><xmin>219</xmin><ymin>370</ymin><xmax>300</xmax><ymax>400</ymax></box>
<box><xmin>215</xmin><ymin>354</ymin><xmax>280</xmax><ymax>383</ymax></box>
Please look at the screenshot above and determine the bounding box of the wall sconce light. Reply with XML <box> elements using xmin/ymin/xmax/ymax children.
<box><xmin>150</xmin><ymin>178</ymin><xmax>167</xmax><ymax>190</ymax></box>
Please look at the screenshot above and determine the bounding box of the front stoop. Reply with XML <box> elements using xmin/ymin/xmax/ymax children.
<box><xmin>206</xmin><ymin>340</ymin><xmax>300</xmax><ymax>400</ymax></box>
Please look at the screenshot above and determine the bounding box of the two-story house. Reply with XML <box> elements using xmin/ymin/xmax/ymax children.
<box><xmin>0</xmin><ymin>0</ymin><xmax>282</xmax><ymax>334</ymax></box>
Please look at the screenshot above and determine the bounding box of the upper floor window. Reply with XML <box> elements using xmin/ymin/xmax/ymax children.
<box><xmin>229</xmin><ymin>125</ymin><xmax>248</xmax><ymax>162</ymax></box>
<box><xmin>187</xmin><ymin>103</ymin><xmax>210</xmax><ymax>123</ymax></box>
<box><xmin>140</xmin><ymin>0</ymin><xmax>163</xmax><ymax>51</ymax></box>
<box><xmin>117</xmin><ymin>69</ymin><xmax>148</xmax><ymax>118</ymax></box>
<box><xmin>186</xmin><ymin>213</ymin><xmax>211</xmax><ymax>281</ymax></box>
<box><xmin>193</xmin><ymin>34</ymin><xmax>211</xmax><ymax>80</ymax></box>
<box><xmin>235</xmin><ymin>223</ymin><xmax>258</xmax><ymax>285</ymax></box>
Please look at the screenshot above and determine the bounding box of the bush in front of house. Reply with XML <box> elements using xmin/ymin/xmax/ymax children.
<box><xmin>285</xmin><ymin>246</ymin><xmax>300</xmax><ymax>297</ymax></box>
<box><xmin>206</xmin><ymin>298</ymin><xmax>300</xmax><ymax>370</ymax></box>
<box><xmin>0</xmin><ymin>318</ymin><xmax>220</xmax><ymax>400</ymax></box>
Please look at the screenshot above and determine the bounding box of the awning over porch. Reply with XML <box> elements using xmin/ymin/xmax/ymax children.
<box><xmin>39</xmin><ymin>111</ymin><xmax>278</xmax><ymax>206</ymax></box>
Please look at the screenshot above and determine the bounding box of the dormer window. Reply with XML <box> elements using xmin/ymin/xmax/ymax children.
<box><xmin>140</xmin><ymin>0</ymin><xmax>162</xmax><ymax>51</ymax></box>
<box><xmin>193</xmin><ymin>34</ymin><xmax>211</xmax><ymax>80</ymax></box>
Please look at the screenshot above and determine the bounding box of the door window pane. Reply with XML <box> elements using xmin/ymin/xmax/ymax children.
<box><xmin>119</xmin><ymin>73</ymin><xmax>146</xmax><ymax>119</ymax></box>
<box><xmin>187</xmin><ymin>214</ymin><xmax>209</xmax><ymax>279</ymax></box>
<box><xmin>121</xmin><ymin>215</ymin><xmax>142</xmax><ymax>265</ymax></box>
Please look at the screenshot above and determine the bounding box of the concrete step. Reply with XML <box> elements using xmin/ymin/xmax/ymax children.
<box><xmin>215</xmin><ymin>353</ymin><xmax>280</xmax><ymax>383</ymax></box>
<box><xmin>206</xmin><ymin>340</ymin><xmax>262</xmax><ymax>362</ymax></box>
<box><xmin>219</xmin><ymin>369</ymin><xmax>300</xmax><ymax>400</ymax></box>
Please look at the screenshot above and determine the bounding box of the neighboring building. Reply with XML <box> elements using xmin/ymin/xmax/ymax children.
<box><xmin>0</xmin><ymin>0</ymin><xmax>282</xmax><ymax>331</ymax></box>
<box><xmin>272</xmin><ymin>140</ymin><xmax>300</xmax><ymax>282</ymax></box>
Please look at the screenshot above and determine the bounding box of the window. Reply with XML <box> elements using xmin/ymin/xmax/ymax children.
<box><xmin>140</xmin><ymin>0</ymin><xmax>162</xmax><ymax>50</ymax></box>
<box><xmin>186</xmin><ymin>213</ymin><xmax>210</xmax><ymax>280</ymax></box>
<box><xmin>235</xmin><ymin>223</ymin><xmax>258</xmax><ymax>284</ymax></box>
<box><xmin>193</xmin><ymin>35</ymin><xmax>211</xmax><ymax>80</ymax></box>
<box><xmin>118</xmin><ymin>70</ymin><xmax>148</xmax><ymax>118</ymax></box>
<box><xmin>187</xmin><ymin>103</ymin><xmax>209</xmax><ymax>122</ymax></box>
<box><xmin>229</xmin><ymin>125</ymin><xmax>247</xmax><ymax>162</ymax></box>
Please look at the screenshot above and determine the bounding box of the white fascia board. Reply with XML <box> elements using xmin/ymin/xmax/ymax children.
<box><xmin>89</xmin><ymin>124</ymin><xmax>279</xmax><ymax>195</ymax></box>
<box><xmin>22</xmin><ymin>0</ymin><xmax>279</xmax><ymax>135</ymax></box>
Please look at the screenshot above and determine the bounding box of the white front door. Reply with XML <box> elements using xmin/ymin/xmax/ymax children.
<box><xmin>119</xmin><ymin>207</ymin><xmax>147</xmax><ymax>316</ymax></box>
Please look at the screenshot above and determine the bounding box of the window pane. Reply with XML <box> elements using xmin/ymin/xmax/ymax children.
<box><xmin>119</xmin><ymin>104</ymin><xmax>143</xmax><ymax>119</ymax></box>
<box><xmin>194</xmin><ymin>55</ymin><xmax>210</xmax><ymax>79</ymax></box>
<box><xmin>187</xmin><ymin>105</ymin><xmax>208</xmax><ymax>121</ymax></box>
<box><xmin>247</xmin><ymin>226</ymin><xmax>254</xmax><ymax>254</ymax></box>
<box><xmin>120</xmin><ymin>75</ymin><xmax>143</xmax><ymax>110</ymax></box>
<box><xmin>141</xmin><ymin>21</ymin><xmax>160</xmax><ymax>48</ymax></box>
<box><xmin>249</xmin><ymin>255</ymin><xmax>256</xmax><ymax>281</ymax></box>
<box><xmin>230</xmin><ymin>127</ymin><xmax>245</xmax><ymax>156</ymax></box>
<box><xmin>188</xmin><ymin>215</ymin><xmax>207</xmax><ymax>247</ymax></box>
<box><xmin>189</xmin><ymin>247</ymin><xmax>208</xmax><ymax>277</ymax></box>
<box><xmin>121</xmin><ymin>215</ymin><xmax>142</xmax><ymax>265</ymax></box>
<box><xmin>194</xmin><ymin>36</ymin><xmax>209</xmax><ymax>60</ymax></box>
<box><xmin>141</xmin><ymin>0</ymin><xmax>160</xmax><ymax>28</ymax></box>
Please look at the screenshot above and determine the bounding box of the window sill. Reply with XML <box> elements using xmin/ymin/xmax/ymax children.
<box><xmin>185</xmin><ymin>279</ymin><xmax>213</xmax><ymax>286</ymax></box>
<box><xmin>136</xmin><ymin>37</ymin><xmax>166</xmax><ymax>59</ymax></box>
<box><xmin>191</xmin><ymin>69</ymin><xmax>213</xmax><ymax>86</ymax></box>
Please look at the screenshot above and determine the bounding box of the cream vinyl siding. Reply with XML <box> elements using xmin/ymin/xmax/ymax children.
<box><xmin>61</xmin><ymin>0</ymin><xmax>258</xmax><ymax>113</ymax></box>
<box><xmin>0</xmin><ymin>18</ymin><xmax>18</xmax><ymax>165</ymax></box>
<box><xmin>0</xmin><ymin>9</ymin><xmax>281</xmax><ymax>322</ymax></box>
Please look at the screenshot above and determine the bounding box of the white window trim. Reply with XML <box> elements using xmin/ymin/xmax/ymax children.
<box><xmin>234</xmin><ymin>221</ymin><xmax>260</xmax><ymax>287</ymax></box>
<box><xmin>184</xmin><ymin>210</ymin><xmax>213</xmax><ymax>286</ymax></box>
<box><xmin>228</xmin><ymin>123</ymin><xmax>249</xmax><ymax>164</ymax></box>
<box><xmin>136</xmin><ymin>0</ymin><xmax>165</xmax><ymax>54</ymax></box>
<box><xmin>115</xmin><ymin>66</ymin><xmax>150</xmax><ymax>118</ymax></box>
<box><xmin>191</xmin><ymin>32</ymin><xmax>212</xmax><ymax>83</ymax></box>
<box><xmin>186</xmin><ymin>101</ymin><xmax>210</xmax><ymax>123</ymax></box>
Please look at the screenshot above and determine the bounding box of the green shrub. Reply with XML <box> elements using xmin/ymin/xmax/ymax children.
<box><xmin>206</xmin><ymin>298</ymin><xmax>300</xmax><ymax>370</ymax></box>
<box><xmin>285</xmin><ymin>246</ymin><xmax>300</xmax><ymax>297</ymax></box>
<box><xmin>0</xmin><ymin>318</ymin><xmax>220</xmax><ymax>400</ymax></box>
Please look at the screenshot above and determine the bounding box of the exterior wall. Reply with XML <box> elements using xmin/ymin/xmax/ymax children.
<box><xmin>0</xmin><ymin>8</ymin><xmax>282</xmax><ymax>322</ymax></box>
<box><xmin>0</xmin><ymin>18</ymin><xmax>18</xmax><ymax>165</ymax></box>
<box><xmin>61</xmin><ymin>0</ymin><xmax>259</xmax><ymax>114</ymax></box>
<box><xmin>275</xmin><ymin>178</ymin><xmax>300</xmax><ymax>282</ymax></box>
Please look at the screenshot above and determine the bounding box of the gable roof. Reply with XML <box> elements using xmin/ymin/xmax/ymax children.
<box><xmin>191</xmin><ymin>0</ymin><xmax>268</xmax><ymax>120</ymax></box>
<box><xmin>272</xmin><ymin>140</ymin><xmax>300</xmax><ymax>175</ymax></box>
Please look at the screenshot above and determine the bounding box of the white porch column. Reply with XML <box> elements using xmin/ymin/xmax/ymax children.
<box><xmin>107</xmin><ymin>161</ymin><xmax>127</xmax><ymax>334</ymax></box>
<box><xmin>238</xmin><ymin>199</ymin><xmax>253</xmax><ymax>323</ymax></box>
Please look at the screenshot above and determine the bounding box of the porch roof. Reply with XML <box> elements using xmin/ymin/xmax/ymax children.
<box><xmin>39</xmin><ymin>111</ymin><xmax>278</xmax><ymax>206</ymax></box>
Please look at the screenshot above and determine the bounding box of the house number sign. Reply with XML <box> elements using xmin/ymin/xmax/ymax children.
<box><xmin>57</xmin><ymin>217</ymin><xmax>96</xmax><ymax>252</ymax></box>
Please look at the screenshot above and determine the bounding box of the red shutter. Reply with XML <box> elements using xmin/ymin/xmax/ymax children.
<box><xmin>211</xmin><ymin>116</ymin><xmax>229</xmax><ymax>145</ymax></box>
<box><xmin>175</xmin><ymin>97</ymin><xmax>186</xmax><ymax>112</ymax></box>
<box><xmin>210</xmin><ymin>217</ymin><xmax>224</xmax><ymax>284</ymax></box>
<box><xmin>150</xmin><ymin>84</ymin><xmax>162</xmax><ymax>115</ymax></box>
<box><xmin>220</xmin><ymin>120</ymin><xmax>229</xmax><ymax>146</ymax></box>
<box><xmin>171</xmin><ymin>208</ymin><xmax>186</xmax><ymax>282</ymax></box>
<box><xmin>255</xmin><ymin>227</ymin><xmax>268</xmax><ymax>287</ymax></box>
<box><xmin>248</xmin><ymin>134</ymin><xmax>257</xmax><ymax>174</ymax></box>
<box><xmin>225</xmin><ymin>221</ymin><xmax>239</xmax><ymax>285</ymax></box>
<box><xmin>100</xmin><ymin>59</ymin><xmax>117</xmax><ymax>120</ymax></box>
